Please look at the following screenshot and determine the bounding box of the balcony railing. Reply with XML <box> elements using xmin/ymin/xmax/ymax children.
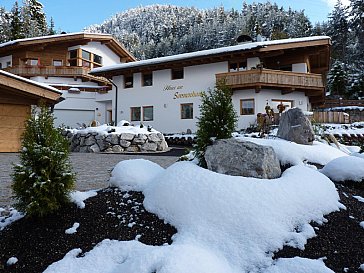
<box><xmin>4</xmin><ymin>66</ymin><xmax>110</xmax><ymax>85</ymax></box>
<box><xmin>216</xmin><ymin>69</ymin><xmax>325</xmax><ymax>91</ymax></box>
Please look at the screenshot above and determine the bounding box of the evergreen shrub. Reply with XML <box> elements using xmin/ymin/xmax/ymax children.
<box><xmin>12</xmin><ymin>104</ymin><xmax>75</xmax><ymax>217</ymax></box>
<box><xmin>195</xmin><ymin>80</ymin><xmax>238</xmax><ymax>167</ymax></box>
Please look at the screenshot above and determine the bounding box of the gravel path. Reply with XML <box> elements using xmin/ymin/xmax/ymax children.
<box><xmin>0</xmin><ymin>150</ymin><xmax>182</xmax><ymax>207</ymax></box>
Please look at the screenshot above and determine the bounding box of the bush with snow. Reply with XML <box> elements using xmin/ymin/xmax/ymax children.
<box><xmin>320</xmin><ymin>156</ymin><xmax>364</xmax><ymax>183</ymax></box>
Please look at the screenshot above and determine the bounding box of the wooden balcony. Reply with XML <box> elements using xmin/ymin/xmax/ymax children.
<box><xmin>4</xmin><ymin>66</ymin><xmax>111</xmax><ymax>86</ymax></box>
<box><xmin>216</xmin><ymin>69</ymin><xmax>325</xmax><ymax>105</ymax></box>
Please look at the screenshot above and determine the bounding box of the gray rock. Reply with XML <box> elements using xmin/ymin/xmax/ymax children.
<box><xmin>148</xmin><ymin>133</ymin><xmax>162</xmax><ymax>143</ymax></box>
<box><xmin>79</xmin><ymin>146</ymin><xmax>90</xmax><ymax>153</ymax></box>
<box><xmin>84</xmin><ymin>135</ymin><xmax>96</xmax><ymax>146</ymax></box>
<box><xmin>105</xmin><ymin>134</ymin><xmax>119</xmax><ymax>145</ymax></box>
<box><xmin>277</xmin><ymin>108</ymin><xmax>315</xmax><ymax>145</ymax></box>
<box><xmin>120</xmin><ymin>133</ymin><xmax>135</xmax><ymax>141</ymax></box>
<box><xmin>125</xmin><ymin>146</ymin><xmax>140</xmax><ymax>152</ymax></box>
<box><xmin>104</xmin><ymin>147</ymin><xmax>113</xmax><ymax>153</ymax></box>
<box><xmin>119</xmin><ymin>139</ymin><xmax>131</xmax><ymax>148</ymax></box>
<box><xmin>96</xmin><ymin>139</ymin><xmax>111</xmax><ymax>151</ymax></box>
<box><xmin>141</xmin><ymin>142</ymin><xmax>158</xmax><ymax>152</ymax></box>
<box><xmin>157</xmin><ymin>140</ymin><xmax>168</xmax><ymax>151</ymax></box>
<box><xmin>204</xmin><ymin>139</ymin><xmax>281</xmax><ymax>179</ymax></box>
<box><xmin>132</xmin><ymin>134</ymin><xmax>148</xmax><ymax>145</ymax></box>
<box><xmin>90</xmin><ymin>144</ymin><xmax>100</xmax><ymax>153</ymax></box>
<box><xmin>112</xmin><ymin>145</ymin><xmax>124</xmax><ymax>153</ymax></box>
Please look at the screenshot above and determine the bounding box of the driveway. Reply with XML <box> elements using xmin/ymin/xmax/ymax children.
<box><xmin>0</xmin><ymin>149</ymin><xmax>184</xmax><ymax>207</ymax></box>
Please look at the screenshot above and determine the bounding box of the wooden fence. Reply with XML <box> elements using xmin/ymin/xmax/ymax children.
<box><xmin>312</xmin><ymin>111</ymin><xmax>350</xmax><ymax>124</ymax></box>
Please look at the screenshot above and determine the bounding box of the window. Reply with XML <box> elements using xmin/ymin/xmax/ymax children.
<box><xmin>240</xmin><ymin>99</ymin><xmax>255</xmax><ymax>115</ymax></box>
<box><xmin>93</xmin><ymin>54</ymin><xmax>102</xmax><ymax>65</ymax></box>
<box><xmin>181</xmin><ymin>103</ymin><xmax>193</xmax><ymax>119</ymax></box>
<box><xmin>6</xmin><ymin>61</ymin><xmax>11</xmax><ymax>68</ymax></box>
<box><xmin>82</xmin><ymin>50</ymin><xmax>91</xmax><ymax>61</ymax></box>
<box><xmin>143</xmin><ymin>106</ymin><xmax>153</xmax><ymax>121</ymax></box>
<box><xmin>131</xmin><ymin>107</ymin><xmax>141</xmax><ymax>121</ymax></box>
<box><xmin>69</xmin><ymin>50</ymin><xmax>78</xmax><ymax>59</ymax></box>
<box><xmin>0</xmin><ymin>63</ymin><xmax>2</xmax><ymax>69</ymax></box>
<box><xmin>28</xmin><ymin>59</ymin><xmax>39</xmax><ymax>66</ymax></box>
<box><xmin>53</xmin><ymin>60</ymin><xmax>63</xmax><ymax>66</ymax></box>
<box><xmin>172</xmin><ymin>68</ymin><xmax>184</xmax><ymax>80</ymax></box>
<box><xmin>142</xmin><ymin>72</ymin><xmax>153</xmax><ymax>86</ymax></box>
<box><xmin>229</xmin><ymin>60</ymin><xmax>247</xmax><ymax>72</ymax></box>
<box><xmin>124</xmin><ymin>74</ymin><xmax>133</xmax><ymax>88</ymax></box>
<box><xmin>271</xmin><ymin>99</ymin><xmax>293</xmax><ymax>112</ymax></box>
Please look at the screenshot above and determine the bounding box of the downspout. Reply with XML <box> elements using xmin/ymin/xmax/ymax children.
<box><xmin>106</xmin><ymin>78</ymin><xmax>118</xmax><ymax>125</ymax></box>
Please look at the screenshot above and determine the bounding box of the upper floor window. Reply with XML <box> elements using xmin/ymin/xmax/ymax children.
<box><xmin>229</xmin><ymin>60</ymin><xmax>247</xmax><ymax>72</ymax></box>
<box><xmin>93</xmin><ymin>54</ymin><xmax>102</xmax><ymax>65</ymax></box>
<box><xmin>172</xmin><ymin>68</ymin><xmax>184</xmax><ymax>80</ymax></box>
<box><xmin>28</xmin><ymin>59</ymin><xmax>39</xmax><ymax>66</ymax></box>
<box><xmin>124</xmin><ymin>74</ymin><xmax>133</xmax><ymax>88</ymax></box>
<box><xmin>142</xmin><ymin>72</ymin><xmax>153</xmax><ymax>86</ymax></box>
<box><xmin>53</xmin><ymin>60</ymin><xmax>63</xmax><ymax>66</ymax></box>
<box><xmin>69</xmin><ymin>50</ymin><xmax>78</xmax><ymax>59</ymax></box>
<box><xmin>82</xmin><ymin>50</ymin><xmax>91</xmax><ymax>61</ymax></box>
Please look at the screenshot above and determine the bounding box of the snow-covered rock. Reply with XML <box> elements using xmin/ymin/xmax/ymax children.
<box><xmin>320</xmin><ymin>156</ymin><xmax>364</xmax><ymax>182</ymax></box>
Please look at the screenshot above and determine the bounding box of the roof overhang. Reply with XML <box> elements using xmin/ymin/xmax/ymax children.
<box><xmin>0</xmin><ymin>70</ymin><xmax>62</xmax><ymax>105</ymax></box>
<box><xmin>90</xmin><ymin>36</ymin><xmax>331</xmax><ymax>78</ymax></box>
<box><xmin>0</xmin><ymin>32</ymin><xmax>136</xmax><ymax>62</ymax></box>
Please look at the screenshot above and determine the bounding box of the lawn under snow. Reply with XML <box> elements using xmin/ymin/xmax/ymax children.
<box><xmin>44</xmin><ymin>157</ymin><xmax>344</xmax><ymax>273</ymax></box>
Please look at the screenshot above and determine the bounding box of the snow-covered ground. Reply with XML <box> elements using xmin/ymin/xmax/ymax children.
<box><xmin>41</xmin><ymin>135</ymin><xmax>364</xmax><ymax>273</ymax></box>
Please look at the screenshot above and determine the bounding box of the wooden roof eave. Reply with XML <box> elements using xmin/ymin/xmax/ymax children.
<box><xmin>0</xmin><ymin>74</ymin><xmax>61</xmax><ymax>104</ymax></box>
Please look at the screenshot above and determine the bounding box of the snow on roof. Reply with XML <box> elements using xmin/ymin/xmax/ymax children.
<box><xmin>328</xmin><ymin>106</ymin><xmax>364</xmax><ymax>111</ymax></box>
<box><xmin>92</xmin><ymin>36</ymin><xmax>330</xmax><ymax>74</ymax></box>
<box><xmin>0</xmin><ymin>70</ymin><xmax>62</xmax><ymax>94</ymax></box>
<box><xmin>0</xmin><ymin>32</ymin><xmax>112</xmax><ymax>48</ymax></box>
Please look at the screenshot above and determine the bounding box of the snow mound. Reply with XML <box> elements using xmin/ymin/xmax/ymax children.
<box><xmin>6</xmin><ymin>257</ymin><xmax>18</xmax><ymax>266</ymax></box>
<box><xmin>69</xmin><ymin>190</ymin><xmax>98</xmax><ymax>209</ymax></box>
<box><xmin>45</xmin><ymin>161</ymin><xmax>342</xmax><ymax>273</ymax></box>
<box><xmin>235</xmin><ymin>137</ymin><xmax>348</xmax><ymax>166</ymax></box>
<box><xmin>265</xmin><ymin>257</ymin><xmax>334</xmax><ymax>273</ymax></box>
<box><xmin>109</xmin><ymin>159</ymin><xmax>164</xmax><ymax>191</ymax></box>
<box><xmin>65</xmin><ymin>222</ymin><xmax>80</xmax><ymax>234</ymax></box>
<box><xmin>320</xmin><ymin>156</ymin><xmax>364</xmax><ymax>182</ymax></box>
<box><xmin>352</xmin><ymin>152</ymin><xmax>364</xmax><ymax>159</ymax></box>
<box><xmin>0</xmin><ymin>207</ymin><xmax>24</xmax><ymax>231</ymax></box>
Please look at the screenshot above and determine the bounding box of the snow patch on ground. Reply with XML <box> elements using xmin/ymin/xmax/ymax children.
<box><xmin>6</xmin><ymin>257</ymin><xmax>18</xmax><ymax>266</ymax></box>
<box><xmin>45</xmin><ymin>159</ymin><xmax>343</xmax><ymax>273</ymax></box>
<box><xmin>65</xmin><ymin>222</ymin><xmax>80</xmax><ymax>234</ymax></box>
<box><xmin>0</xmin><ymin>207</ymin><xmax>24</xmax><ymax>231</ymax></box>
<box><xmin>69</xmin><ymin>190</ymin><xmax>98</xmax><ymax>209</ymax></box>
<box><xmin>353</xmin><ymin>196</ymin><xmax>364</xmax><ymax>202</ymax></box>
<box><xmin>109</xmin><ymin>159</ymin><xmax>164</xmax><ymax>191</ymax></box>
<box><xmin>67</xmin><ymin>124</ymin><xmax>159</xmax><ymax>136</ymax></box>
<box><xmin>320</xmin><ymin>156</ymin><xmax>364</xmax><ymax>182</ymax></box>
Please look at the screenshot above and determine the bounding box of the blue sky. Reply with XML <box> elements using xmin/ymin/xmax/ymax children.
<box><xmin>1</xmin><ymin>0</ymin><xmax>345</xmax><ymax>32</ymax></box>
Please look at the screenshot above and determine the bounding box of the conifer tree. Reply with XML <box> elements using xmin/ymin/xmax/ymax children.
<box><xmin>10</xmin><ymin>1</ymin><xmax>24</xmax><ymax>40</ymax></box>
<box><xmin>12</xmin><ymin>104</ymin><xmax>75</xmax><ymax>217</ymax></box>
<box><xmin>22</xmin><ymin>0</ymin><xmax>48</xmax><ymax>37</ymax></box>
<box><xmin>327</xmin><ymin>61</ymin><xmax>348</xmax><ymax>98</ymax></box>
<box><xmin>195</xmin><ymin>81</ymin><xmax>237</xmax><ymax>168</ymax></box>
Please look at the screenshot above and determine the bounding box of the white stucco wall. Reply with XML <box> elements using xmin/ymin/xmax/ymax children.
<box><xmin>0</xmin><ymin>55</ymin><xmax>12</xmax><ymax>68</ymax></box>
<box><xmin>113</xmin><ymin>62</ymin><xmax>311</xmax><ymax>134</ymax></box>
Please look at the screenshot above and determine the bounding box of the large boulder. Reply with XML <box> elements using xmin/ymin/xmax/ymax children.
<box><xmin>204</xmin><ymin>139</ymin><xmax>281</xmax><ymax>179</ymax></box>
<box><xmin>277</xmin><ymin>108</ymin><xmax>314</xmax><ymax>145</ymax></box>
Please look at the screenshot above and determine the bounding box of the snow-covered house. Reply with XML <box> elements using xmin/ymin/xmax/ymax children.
<box><xmin>91</xmin><ymin>36</ymin><xmax>331</xmax><ymax>133</ymax></box>
<box><xmin>0</xmin><ymin>33</ymin><xmax>135</xmax><ymax>127</ymax></box>
<box><xmin>0</xmin><ymin>70</ymin><xmax>62</xmax><ymax>152</ymax></box>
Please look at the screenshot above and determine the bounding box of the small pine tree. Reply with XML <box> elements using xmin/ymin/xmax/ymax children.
<box><xmin>12</xmin><ymin>104</ymin><xmax>75</xmax><ymax>217</ymax></box>
<box><xmin>195</xmin><ymin>80</ymin><xmax>238</xmax><ymax>167</ymax></box>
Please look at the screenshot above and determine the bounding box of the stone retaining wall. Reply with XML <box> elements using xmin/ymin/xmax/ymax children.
<box><xmin>62</xmin><ymin>131</ymin><xmax>168</xmax><ymax>153</ymax></box>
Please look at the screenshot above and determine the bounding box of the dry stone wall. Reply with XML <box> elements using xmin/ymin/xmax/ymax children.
<box><xmin>62</xmin><ymin>131</ymin><xmax>168</xmax><ymax>153</ymax></box>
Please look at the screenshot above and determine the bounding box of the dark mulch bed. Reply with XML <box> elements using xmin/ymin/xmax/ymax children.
<box><xmin>0</xmin><ymin>189</ymin><xmax>177</xmax><ymax>273</ymax></box>
<box><xmin>0</xmin><ymin>184</ymin><xmax>363</xmax><ymax>273</ymax></box>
